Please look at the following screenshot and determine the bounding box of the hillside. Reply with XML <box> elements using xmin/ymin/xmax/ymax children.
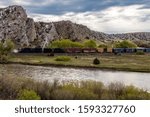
<box><xmin>0</xmin><ymin>5</ymin><xmax>150</xmax><ymax>48</ymax></box>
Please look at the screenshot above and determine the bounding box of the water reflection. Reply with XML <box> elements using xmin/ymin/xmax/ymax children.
<box><xmin>0</xmin><ymin>64</ymin><xmax>150</xmax><ymax>91</ymax></box>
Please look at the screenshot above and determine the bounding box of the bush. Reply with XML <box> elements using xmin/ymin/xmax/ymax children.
<box><xmin>80</xmin><ymin>81</ymin><xmax>104</xmax><ymax>98</ymax></box>
<box><xmin>107</xmin><ymin>83</ymin><xmax>125</xmax><ymax>99</ymax></box>
<box><xmin>71</xmin><ymin>42</ymin><xmax>84</xmax><ymax>48</ymax></box>
<box><xmin>136</xmin><ymin>51</ymin><xmax>145</xmax><ymax>55</ymax></box>
<box><xmin>0</xmin><ymin>76</ymin><xmax>150</xmax><ymax>100</ymax></box>
<box><xmin>59</xmin><ymin>84</ymin><xmax>98</xmax><ymax>100</ymax></box>
<box><xmin>48</xmin><ymin>39</ymin><xmax>84</xmax><ymax>48</ymax></box>
<box><xmin>98</xmin><ymin>44</ymin><xmax>108</xmax><ymax>48</ymax></box>
<box><xmin>0</xmin><ymin>39</ymin><xmax>14</xmax><ymax>63</ymax></box>
<box><xmin>84</xmin><ymin>40</ymin><xmax>97</xmax><ymax>48</ymax></box>
<box><xmin>122</xmin><ymin>86</ymin><xmax>150</xmax><ymax>100</ymax></box>
<box><xmin>93</xmin><ymin>58</ymin><xmax>100</xmax><ymax>65</ymax></box>
<box><xmin>18</xmin><ymin>89</ymin><xmax>41</xmax><ymax>100</ymax></box>
<box><xmin>55</xmin><ymin>56</ymin><xmax>71</xmax><ymax>62</ymax></box>
<box><xmin>114</xmin><ymin>40</ymin><xmax>137</xmax><ymax>48</ymax></box>
<box><xmin>0</xmin><ymin>39</ymin><xmax>14</xmax><ymax>55</ymax></box>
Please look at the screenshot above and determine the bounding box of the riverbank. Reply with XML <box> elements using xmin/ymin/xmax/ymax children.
<box><xmin>0</xmin><ymin>75</ymin><xmax>150</xmax><ymax>100</ymax></box>
<box><xmin>2</xmin><ymin>54</ymin><xmax>150</xmax><ymax>72</ymax></box>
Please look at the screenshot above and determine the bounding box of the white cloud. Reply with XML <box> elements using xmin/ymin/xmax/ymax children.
<box><xmin>29</xmin><ymin>5</ymin><xmax>150</xmax><ymax>33</ymax></box>
<box><xmin>12</xmin><ymin>0</ymin><xmax>72</xmax><ymax>7</ymax></box>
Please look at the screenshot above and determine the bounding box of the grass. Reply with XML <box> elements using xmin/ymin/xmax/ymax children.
<box><xmin>7</xmin><ymin>54</ymin><xmax>150</xmax><ymax>72</ymax></box>
<box><xmin>55</xmin><ymin>56</ymin><xmax>71</xmax><ymax>62</ymax></box>
<box><xmin>0</xmin><ymin>75</ymin><xmax>150</xmax><ymax>100</ymax></box>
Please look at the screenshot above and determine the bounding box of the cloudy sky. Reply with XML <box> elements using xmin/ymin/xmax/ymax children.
<box><xmin>0</xmin><ymin>0</ymin><xmax>150</xmax><ymax>33</ymax></box>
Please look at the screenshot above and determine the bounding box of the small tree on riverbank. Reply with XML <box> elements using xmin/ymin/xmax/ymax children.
<box><xmin>0</xmin><ymin>39</ymin><xmax>14</xmax><ymax>62</ymax></box>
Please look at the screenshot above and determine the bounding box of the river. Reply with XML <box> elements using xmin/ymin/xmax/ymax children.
<box><xmin>0</xmin><ymin>64</ymin><xmax>150</xmax><ymax>91</ymax></box>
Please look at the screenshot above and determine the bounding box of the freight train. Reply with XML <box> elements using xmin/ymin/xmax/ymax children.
<box><xmin>18</xmin><ymin>48</ymin><xmax>150</xmax><ymax>54</ymax></box>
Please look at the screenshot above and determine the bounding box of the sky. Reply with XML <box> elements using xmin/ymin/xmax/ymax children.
<box><xmin>0</xmin><ymin>0</ymin><xmax>150</xmax><ymax>34</ymax></box>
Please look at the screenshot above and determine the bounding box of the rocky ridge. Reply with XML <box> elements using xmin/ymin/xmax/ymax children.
<box><xmin>0</xmin><ymin>5</ymin><xmax>150</xmax><ymax>48</ymax></box>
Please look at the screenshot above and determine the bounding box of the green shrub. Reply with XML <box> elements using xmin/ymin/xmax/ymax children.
<box><xmin>18</xmin><ymin>89</ymin><xmax>41</xmax><ymax>100</ymax></box>
<box><xmin>55</xmin><ymin>56</ymin><xmax>71</xmax><ymax>62</ymax></box>
<box><xmin>93</xmin><ymin>58</ymin><xmax>100</xmax><ymax>65</ymax></box>
<box><xmin>0</xmin><ymin>39</ymin><xmax>14</xmax><ymax>63</ymax></box>
<box><xmin>80</xmin><ymin>81</ymin><xmax>104</xmax><ymax>98</ymax></box>
<box><xmin>0</xmin><ymin>76</ymin><xmax>150</xmax><ymax>100</ymax></box>
<box><xmin>136</xmin><ymin>51</ymin><xmax>145</xmax><ymax>55</ymax></box>
<box><xmin>122</xmin><ymin>86</ymin><xmax>150</xmax><ymax>100</ymax></box>
<box><xmin>114</xmin><ymin>40</ymin><xmax>137</xmax><ymax>48</ymax></box>
<box><xmin>71</xmin><ymin>42</ymin><xmax>84</xmax><ymax>48</ymax></box>
<box><xmin>98</xmin><ymin>44</ymin><xmax>108</xmax><ymax>48</ymax></box>
<box><xmin>48</xmin><ymin>39</ymin><xmax>84</xmax><ymax>48</ymax></box>
<box><xmin>60</xmin><ymin>84</ymin><xmax>98</xmax><ymax>100</ymax></box>
<box><xmin>0</xmin><ymin>39</ymin><xmax>14</xmax><ymax>55</ymax></box>
<box><xmin>84</xmin><ymin>40</ymin><xmax>97</xmax><ymax>48</ymax></box>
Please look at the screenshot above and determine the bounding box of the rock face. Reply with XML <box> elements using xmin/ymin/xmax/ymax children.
<box><xmin>0</xmin><ymin>6</ymin><xmax>28</xmax><ymax>47</ymax></box>
<box><xmin>0</xmin><ymin>5</ymin><xmax>150</xmax><ymax>48</ymax></box>
<box><xmin>110</xmin><ymin>32</ymin><xmax>150</xmax><ymax>41</ymax></box>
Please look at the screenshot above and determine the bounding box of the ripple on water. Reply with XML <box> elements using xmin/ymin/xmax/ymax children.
<box><xmin>0</xmin><ymin>64</ymin><xmax>150</xmax><ymax>91</ymax></box>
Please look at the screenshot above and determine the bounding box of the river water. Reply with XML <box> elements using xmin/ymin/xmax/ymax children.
<box><xmin>0</xmin><ymin>64</ymin><xmax>150</xmax><ymax>91</ymax></box>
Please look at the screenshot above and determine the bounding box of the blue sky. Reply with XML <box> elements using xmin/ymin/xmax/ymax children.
<box><xmin>0</xmin><ymin>0</ymin><xmax>150</xmax><ymax>33</ymax></box>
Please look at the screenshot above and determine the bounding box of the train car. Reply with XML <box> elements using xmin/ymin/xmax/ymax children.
<box><xmin>32</xmin><ymin>48</ymin><xmax>42</xmax><ymax>53</ymax></box>
<box><xmin>145</xmin><ymin>48</ymin><xmax>150</xmax><ymax>53</ymax></box>
<box><xmin>82</xmin><ymin>48</ymin><xmax>97</xmax><ymax>53</ymax></box>
<box><xmin>125</xmin><ymin>48</ymin><xmax>136</xmax><ymax>53</ymax></box>
<box><xmin>113</xmin><ymin>48</ymin><xmax>125</xmax><ymax>53</ymax></box>
<box><xmin>66</xmin><ymin>48</ymin><xmax>82</xmax><ymax>53</ymax></box>
<box><xmin>135</xmin><ymin>48</ymin><xmax>145</xmax><ymax>52</ymax></box>
<box><xmin>107</xmin><ymin>48</ymin><xmax>113</xmax><ymax>53</ymax></box>
<box><xmin>19</xmin><ymin>48</ymin><xmax>32</xmax><ymax>53</ymax></box>
<box><xmin>53</xmin><ymin>48</ymin><xmax>65</xmax><ymax>53</ymax></box>
<box><xmin>97</xmin><ymin>48</ymin><xmax>104</xmax><ymax>53</ymax></box>
<box><xmin>43</xmin><ymin>48</ymin><xmax>53</xmax><ymax>53</ymax></box>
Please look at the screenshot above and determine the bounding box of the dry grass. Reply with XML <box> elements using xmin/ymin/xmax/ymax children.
<box><xmin>0</xmin><ymin>76</ymin><xmax>150</xmax><ymax>100</ymax></box>
<box><xmin>8</xmin><ymin>54</ymin><xmax>150</xmax><ymax>72</ymax></box>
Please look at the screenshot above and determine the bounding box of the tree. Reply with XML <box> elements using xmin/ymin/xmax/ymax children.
<box><xmin>98</xmin><ymin>44</ymin><xmax>108</xmax><ymax>48</ymax></box>
<box><xmin>0</xmin><ymin>39</ymin><xmax>15</xmax><ymax>62</ymax></box>
<box><xmin>48</xmin><ymin>39</ymin><xmax>84</xmax><ymax>48</ymax></box>
<box><xmin>0</xmin><ymin>39</ymin><xmax>14</xmax><ymax>55</ymax></box>
<box><xmin>114</xmin><ymin>40</ymin><xmax>137</xmax><ymax>48</ymax></box>
<box><xmin>84</xmin><ymin>40</ymin><xmax>97</xmax><ymax>48</ymax></box>
<box><xmin>71</xmin><ymin>42</ymin><xmax>84</xmax><ymax>48</ymax></box>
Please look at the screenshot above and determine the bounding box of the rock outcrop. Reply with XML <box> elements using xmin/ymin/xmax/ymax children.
<box><xmin>0</xmin><ymin>5</ymin><xmax>150</xmax><ymax>48</ymax></box>
<box><xmin>0</xmin><ymin>5</ymin><xmax>28</xmax><ymax>47</ymax></box>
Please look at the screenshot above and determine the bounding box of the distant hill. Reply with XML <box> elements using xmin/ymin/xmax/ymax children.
<box><xmin>0</xmin><ymin>5</ymin><xmax>150</xmax><ymax>48</ymax></box>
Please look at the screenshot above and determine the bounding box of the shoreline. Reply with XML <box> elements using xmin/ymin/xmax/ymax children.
<box><xmin>1</xmin><ymin>61</ymin><xmax>150</xmax><ymax>73</ymax></box>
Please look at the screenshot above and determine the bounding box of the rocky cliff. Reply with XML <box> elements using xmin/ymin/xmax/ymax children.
<box><xmin>0</xmin><ymin>5</ymin><xmax>150</xmax><ymax>48</ymax></box>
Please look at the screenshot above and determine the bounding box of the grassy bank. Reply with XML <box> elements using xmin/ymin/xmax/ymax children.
<box><xmin>0</xmin><ymin>75</ymin><xmax>150</xmax><ymax>100</ymax></box>
<box><xmin>6</xmin><ymin>54</ymin><xmax>150</xmax><ymax>72</ymax></box>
